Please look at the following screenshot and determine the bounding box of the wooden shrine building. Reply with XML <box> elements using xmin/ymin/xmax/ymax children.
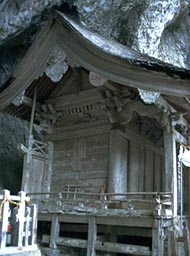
<box><xmin>0</xmin><ymin>11</ymin><xmax>190</xmax><ymax>256</ymax></box>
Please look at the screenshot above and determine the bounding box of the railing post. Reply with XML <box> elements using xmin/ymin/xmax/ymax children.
<box><xmin>17</xmin><ymin>191</ymin><xmax>26</xmax><ymax>247</ymax></box>
<box><xmin>29</xmin><ymin>204</ymin><xmax>38</xmax><ymax>245</ymax></box>
<box><xmin>183</xmin><ymin>221</ymin><xmax>190</xmax><ymax>256</ymax></box>
<box><xmin>0</xmin><ymin>189</ymin><xmax>10</xmax><ymax>249</ymax></box>
<box><xmin>152</xmin><ymin>219</ymin><xmax>164</xmax><ymax>256</ymax></box>
<box><xmin>167</xmin><ymin>230</ymin><xmax>177</xmax><ymax>256</ymax></box>
<box><xmin>50</xmin><ymin>214</ymin><xmax>60</xmax><ymax>249</ymax></box>
<box><xmin>24</xmin><ymin>206</ymin><xmax>31</xmax><ymax>246</ymax></box>
<box><xmin>11</xmin><ymin>207</ymin><xmax>19</xmax><ymax>246</ymax></box>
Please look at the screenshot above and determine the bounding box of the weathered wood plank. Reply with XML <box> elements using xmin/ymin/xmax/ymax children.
<box><xmin>17</xmin><ymin>191</ymin><xmax>26</xmax><ymax>248</ymax></box>
<box><xmin>138</xmin><ymin>145</ymin><xmax>145</xmax><ymax>197</ymax></box>
<box><xmin>49</xmin><ymin>214</ymin><xmax>60</xmax><ymax>249</ymax></box>
<box><xmin>42</xmin><ymin>235</ymin><xmax>151</xmax><ymax>255</ymax></box>
<box><xmin>29</xmin><ymin>204</ymin><xmax>38</xmax><ymax>246</ymax></box>
<box><xmin>183</xmin><ymin>221</ymin><xmax>190</xmax><ymax>256</ymax></box>
<box><xmin>120</xmin><ymin>129</ymin><xmax>163</xmax><ymax>155</ymax></box>
<box><xmin>108</xmin><ymin>130</ymin><xmax>128</xmax><ymax>195</ymax></box>
<box><xmin>167</xmin><ymin>230</ymin><xmax>177</xmax><ymax>256</ymax></box>
<box><xmin>51</xmin><ymin>133</ymin><xmax>109</xmax><ymax>194</ymax></box>
<box><xmin>128</xmin><ymin>141</ymin><xmax>139</xmax><ymax>193</ymax></box>
<box><xmin>152</xmin><ymin>219</ymin><xmax>164</xmax><ymax>256</ymax></box>
<box><xmin>145</xmin><ymin>150</ymin><xmax>154</xmax><ymax>195</ymax></box>
<box><xmin>24</xmin><ymin>206</ymin><xmax>31</xmax><ymax>246</ymax></box>
<box><xmin>164</xmin><ymin>125</ymin><xmax>177</xmax><ymax>215</ymax></box>
<box><xmin>49</xmin><ymin>123</ymin><xmax>110</xmax><ymax>141</ymax></box>
<box><xmin>38</xmin><ymin>213</ymin><xmax>154</xmax><ymax>228</ymax></box>
<box><xmin>154</xmin><ymin>154</ymin><xmax>161</xmax><ymax>192</ymax></box>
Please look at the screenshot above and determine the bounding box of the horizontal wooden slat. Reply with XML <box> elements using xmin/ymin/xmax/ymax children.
<box><xmin>42</xmin><ymin>235</ymin><xmax>151</xmax><ymax>255</ymax></box>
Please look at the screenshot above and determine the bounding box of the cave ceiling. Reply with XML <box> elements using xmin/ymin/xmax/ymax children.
<box><xmin>0</xmin><ymin>1</ymin><xmax>190</xmax><ymax>87</ymax></box>
<box><xmin>0</xmin><ymin>0</ymin><xmax>189</xmax><ymax>122</ymax></box>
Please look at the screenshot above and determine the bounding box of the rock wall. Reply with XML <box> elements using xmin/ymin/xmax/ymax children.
<box><xmin>1</xmin><ymin>0</ymin><xmax>190</xmax><ymax>69</ymax></box>
<box><xmin>0</xmin><ymin>112</ymin><xmax>29</xmax><ymax>193</ymax></box>
<box><xmin>76</xmin><ymin>0</ymin><xmax>190</xmax><ymax>69</ymax></box>
<box><xmin>0</xmin><ymin>0</ymin><xmax>190</xmax><ymax>89</ymax></box>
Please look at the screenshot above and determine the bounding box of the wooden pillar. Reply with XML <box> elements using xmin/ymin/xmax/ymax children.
<box><xmin>167</xmin><ymin>230</ymin><xmax>177</xmax><ymax>256</ymax></box>
<box><xmin>164</xmin><ymin>123</ymin><xmax>177</xmax><ymax>216</ymax></box>
<box><xmin>108</xmin><ymin>129</ymin><xmax>128</xmax><ymax>196</ymax></box>
<box><xmin>183</xmin><ymin>221</ymin><xmax>190</xmax><ymax>256</ymax></box>
<box><xmin>50</xmin><ymin>214</ymin><xmax>60</xmax><ymax>249</ymax></box>
<box><xmin>87</xmin><ymin>217</ymin><xmax>97</xmax><ymax>256</ymax></box>
<box><xmin>29</xmin><ymin>204</ymin><xmax>38</xmax><ymax>245</ymax></box>
<box><xmin>152</xmin><ymin>219</ymin><xmax>164</xmax><ymax>256</ymax></box>
<box><xmin>17</xmin><ymin>191</ymin><xmax>26</xmax><ymax>248</ymax></box>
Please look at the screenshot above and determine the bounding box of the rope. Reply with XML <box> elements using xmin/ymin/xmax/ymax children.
<box><xmin>0</xmin><ymin>198</ymin><xmax>8</xmax><ymax>220</ymax></box>
<box><xmin>179</xmin><ymin>141</ymin><xmax>190</xmax><ymax>150</ymax></box>
<box><xmin>0</xmin><ymin>197</ymin><xmax>30</xmax><ymax>220</ymax></box>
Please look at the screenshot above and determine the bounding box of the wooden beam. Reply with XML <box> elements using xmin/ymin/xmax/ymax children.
<box><xmin>164</xmin><ymin>123</ymin><xmax>178</xmax><ymax>216</ymax></box>
<box><xmin>167</xmin><ymin>230</ymin><xmax>177</xmax><ymax>256</ymax></box>
<box><xmin>50</xmin><ymin>214</ymin><xmax>60</xmax><ymax>249</ymax></box>
<box><xmin>152</xmin><ymin>219</ymin><xmax>164</xmax><ymax>256</ymax></box>
<box><xmin>41</xmin><ymin>214</ymin><xmax>154</xmax><ymax>228</ymax></box>
<box><xmin>42</xmin><ymin>235</ymin><xmax>151</xmax><ymax>255</ymax></box>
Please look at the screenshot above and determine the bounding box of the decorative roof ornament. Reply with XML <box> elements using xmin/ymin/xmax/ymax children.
<box><xmin>12</xmin><ymin>90</ymin><xmax>25</xmax><ymax>106</ymax></box>
<box><xmin>45</xmin><ymin>46</ymin><xmax>68</xmax><ymax>83</ymax></box>
<box><xmin>138</xmin><ymin>88</ymin><xmax>160</xmax><ymax>104</ymax></box>
<box><xmin>89</xmin><ymin>71</ymin><xmax>107</xmax><ymax>87</ymax></box>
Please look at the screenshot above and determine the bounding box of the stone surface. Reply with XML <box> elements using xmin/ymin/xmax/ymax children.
<box><xmin>0</xmin><ymin>113</ymin><xmax>28</xmax><ymax>159</ymax></box>
<box><xmin>0</xmin><ymin>112</ymin><xmax>29</xmax><ymax>193</ymax></box>
<box><xmin>0</xmin><ymin>0</ymin><xmax>63</xmax><ymax>43</ymax></box>
<box><xmin>76</xmin><ymin>0</ymin><xmax>190</xmax><ymax>69</ymax></box>
<box><xmin>0</xmin><ymin>0</ymin><xmax>190</xmax><ymax>90</ymax></box>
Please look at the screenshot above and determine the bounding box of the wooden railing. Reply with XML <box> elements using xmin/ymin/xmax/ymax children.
<box><xmin>0</xmin><ymin>189</ymin><xmax>37</xmax><ymax>250</ymax></box>
<box><xmin>28</xmin><ymin>190</ymin><xmax>172</xmax><ymax>216</ymax></box>
<box><xmin>167</xmin><ymin>221</ymin><xmax>190</xmax><ymax>256</ymax></box>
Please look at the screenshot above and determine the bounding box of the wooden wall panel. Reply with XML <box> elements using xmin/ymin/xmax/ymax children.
<box><xmin>128</xmin><ymin>141</ymin><xmax>140</xmax><ymax>193</ymax></box>
<box><xmin>138</xmin><ymin>145</ymin><xmax>145</xmax><ymax>193</ymax></box>
<box><xmin>154</xmin><ymin>154</ymin><xmax>161</xmax><ymax>192</ymax></box>
<box><xmin>183</xmin><ymin>167</ymin><xmax>190</xmax><ymax>214</ymax></box>
<box><xmin>145</xmin><ymin>150</ymin><xmax>154</xmax><ymax>193</ymax></box>
<box><xmin>51</xmin><ymin>133</ymin><xmax>109</xmax><ymax>194</ymax></box>
<box><xmin>28</xmin><ymin>157</ymin><xmax>47</xmax><ymax>194</ymax></box>
<box><xmin>51</xmin><ymin>127</ymin><xmax>164</xmax><ymax>197</ymax></box>
<box><xmin>124</xmin><ymin>131</ymin><xmax>163</xmax><ymax>195</ymax></box>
